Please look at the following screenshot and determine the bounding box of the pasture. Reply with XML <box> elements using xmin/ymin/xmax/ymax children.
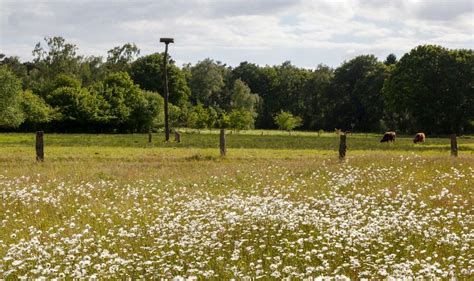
<box><xmin>0</xmin><ymin>132</ymin><xmax>473</xmax><ymax>279</ymax></box>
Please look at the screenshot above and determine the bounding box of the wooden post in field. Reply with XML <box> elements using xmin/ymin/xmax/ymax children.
<box><xmin>450</xmin><ymin>134</ymin><xmax>458</xmax><ymax>157</ymax></box>
<box><xmin>339</xmin><ymin>134</ymin><xmax>346</xmax><ymax>161</ymax></box>
<box><xmin>148</xmin><ymin>132</ymin><xmax>152</xmax><ymax>143</ymax></box>
<box><xmin>36</xmin><ymin>131</ymin><xmax>44</xmax><ymax>162</ymax></box>
<box><xmin>220</xmin><ymin>129</ymin><xmax>226</xmax><ymax>157</ymax></box>
<box><xmin>174</xmin><ymin>131</ymin><xmax>181</xmax><ymax>143</ymax></box>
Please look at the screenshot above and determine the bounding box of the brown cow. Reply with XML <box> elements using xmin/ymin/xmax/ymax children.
<box><xmin>413</xmin><ymin>132</ymin><xmax>426</xmax><ymax>144</ymax></box>
<box><xmin>380</xmin><ymin>131</ymin><xmax>396</xmax><ymax>142</ymax></box>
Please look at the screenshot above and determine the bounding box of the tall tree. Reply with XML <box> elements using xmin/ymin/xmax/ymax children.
<box><xmin>32</xmin><ymin>36</ymin><xmax>82</xmax><ymax>81</ymax></box>
<box><xmin>302</xmin><ymin>64</ymin><xmax>333</xmax><ymax>130</ymax></box>
<box><xmin>0</xmin><ymin>67</ymin><xmax>24</xmax><ymax>128</ymax></box>
<box><xmin>188</xmin><ymin>58</ymin><xmax>226</xmax><ymax>106</ymax></box>
<box><xmin>383</xmin><ymin>45</ymin><xmax>473</xmax><ymax>134</ymax></box>
<box><xmin>230</xmin><ymin>79</ymin><xmax>261</xmax><ymax>116</ymax></box>
<box><xmin>327</xmin><ymin>55</ymin><xmax>388</xmax><ymax>132</ymax></box>
<box><xmin>130</xmin><ymin>53</ymin><xmax>190</xmax><ymax>106</ymax></box>
<box><xmin>105</xmin><ymin>43</ymin><xmax>140</xmax><ymax>73</ymax></box>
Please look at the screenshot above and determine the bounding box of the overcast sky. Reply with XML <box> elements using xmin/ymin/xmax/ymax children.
<box><xmin>0</xmin><ymin>0</ymin><xmax>473</xmax><ymax>68</ymax></box>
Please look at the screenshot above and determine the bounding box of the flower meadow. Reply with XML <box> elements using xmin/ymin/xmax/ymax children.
<box><xmin>0</xmin><ymin>154</ymin><xmax>473</xmax><ymax>279</ymax></box>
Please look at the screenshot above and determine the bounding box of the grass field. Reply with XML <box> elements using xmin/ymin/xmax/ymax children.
<box><xmin>0</xmin><ymin>132</ymin><xmax>473</xmax><ymax>279</ymax></box>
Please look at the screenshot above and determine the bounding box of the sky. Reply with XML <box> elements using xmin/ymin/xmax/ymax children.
<box><xmin>0</xmin><ymin>0</ymin><xmax>473</xmax><ymax>68</ymax></box>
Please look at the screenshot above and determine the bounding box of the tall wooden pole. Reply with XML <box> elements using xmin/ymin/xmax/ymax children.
<box><xmin>36</xmin><ymin>131</ymin><xmax>44</xmax><ymax>162</ymax></box>
<box><xmin>339</xmin><ymin>134</ymin><xmax>346</xmax><ymax>161</ymax></box>
<box><xmin>451</xmin><ymin>134</ymin><xmax>458</xmax><ymax>157</ymax></box>
<box><xmin>163</xmin><ymin>42</ymin><xmax>170</xmax><ymax>142</ymax></box>
<box><xmin>220</xmin><ymin>129</ymin><xmax>226</xmax><ymax>157</ymax></box>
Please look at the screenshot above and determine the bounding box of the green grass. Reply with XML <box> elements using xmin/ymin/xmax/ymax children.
<box><xmin>0</xmin><ymin>132</ymin><xmax>473</xmax><ymax>279</ymax></box>
<box><xmin>1</xmin><ymin>131</ymin><xmax>473</xmax><ymax>151</ymax></box>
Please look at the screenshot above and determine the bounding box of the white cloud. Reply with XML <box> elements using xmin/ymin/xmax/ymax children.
<box><xmin>0</xmin><ymin>0</ymin><xmax>472</xmax><ymax>67</ymax></box>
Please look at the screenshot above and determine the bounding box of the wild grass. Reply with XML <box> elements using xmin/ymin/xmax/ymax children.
<box><xmin>0</xmin><ymin>132</ymin><xmax>473</xmax><ymax>279</ymax></box>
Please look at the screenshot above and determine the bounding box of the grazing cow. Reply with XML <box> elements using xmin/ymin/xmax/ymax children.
<box><xmin>413</xmin><ymin>132</ymin><xmax>426</xmax><ymax>144</ymax></box>
<box><xmin>380</xmin><ymin>131</ymin><xmax>396</xmax><ymax>142</ymax></box>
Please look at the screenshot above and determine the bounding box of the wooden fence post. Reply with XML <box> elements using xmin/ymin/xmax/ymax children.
<box><xmin>36</xmin><ymin>131</ymin><xmax>44</xmax><ymax>162</ymax></box>
<box><xmin>339</xmin><ymin>134</ymin><xmax>346</xmax><ymax>161</ymax></box>
<box><xmin>148</xmin><ymin>132</ymin><xmax>152</xmax><ymax>143</ymax></box>
<box><xmin>174</xmin><ymin>131</ymin><xmax>181</xmax><ymax>143</ymax></box>
<box><xmin>451</xmin><ymin>134</ymin><xmax>458</xmax><ymax>157</ymax></box>
<box><xmin>220</xmin><ymin>129</ymin><xmax>226</xmax><ymax>157</ymax></box>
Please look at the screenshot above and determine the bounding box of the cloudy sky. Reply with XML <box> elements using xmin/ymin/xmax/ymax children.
<box><xmin>0</xmin><ymin>0</ymin><xmax>472</xmax><ymax>68</ymax></box>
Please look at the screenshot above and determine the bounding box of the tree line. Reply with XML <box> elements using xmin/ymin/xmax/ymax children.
<box><xmin>1</xmin><ymin>36</ymin><xmax>472</xmax><ymax>134</ymax></box>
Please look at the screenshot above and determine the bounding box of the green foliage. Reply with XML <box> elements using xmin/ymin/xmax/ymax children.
<box><xmin>52</xmin><ymin>74</ymin><xmax>82</xmax><ymax>89</ymax></box>
<box><xmin>274</xmin><ymin>111</ymin><xmax>302</xmax><ymax>133</ymax></box>
<box><xmin>217</xmin><ymin>112</ymin><xmax>231</xmax><ymax>129</ymax></box>
<box><xmin>47</xmin><ymin>86</ymin><xmax>99</xmax><ymax>123</ymax></box>
<box><xmin>230</xmin><ymin>79</ymin><xmax>261</xmax><ymax>115</ymax></box>
<box><xmin>130</xmin><ymin>53</ymin><xmax>190</xmax><ymax>106</ymax></box>
<box><xmin>105</xmin><ymin>43</ymin><xmax>140</xmax><ymax>72</ymax></box>
<box><xmin>0</xmin><ymin>55</ymin><xmax>27</xmax><ymax>86</ymax></box>
<box><xmin>0</xmin><ymin>67</ymin><xmax>25</xmax><ymax>127</ymax></box>
<box><xmin>128</xmin><ymin>91</ymin><xmax>163</xmax><ymax>132</ymax></box>
<box><xmin>32</xmin><ymin>36</ymin><xmax>82</xmax><ymax>80</ymax></box>
<box><xmin>169</xmin><ymin>104</ymin><xmax>182</xmax><ymax>129</ymax></box>
<box><xmin>193</xmin><ymin>104</ymin><xmax>209</xmax><ymax>130</ymax></box>
<box><xmin>383</xmin><ymin>45</ymin><xmax>474</xmax><ymax>134</ymax></box>
<box><xmin>20</xmin><ymin>90</ymin><xmax>55</xmax><ymax>124</ymax></box>
<box><xmin>384</xmin><ymin>54</ymin><xmax>397</xmax><ymax>66</ymax></box>
<box><xmin>2</xmin><ymin>38</ymin><xmax>473</xmax><ymax>134</ymax></box>
<box><xmin>328</xmin><ymin>55</ymin><xmax>388</xmax><ymax>132</ymax></box>
<box><xmin>189</xmin><ymin>58</ymin><xmax>226</xmax><ymax>105</ymax></box>
<box><xmin>100</xmin><ymin>72</ymin><xmax>143</xmax><ymax>126</ymax></box>
<box><xmin>229</xmin><ymin>109</ymin><xmax>255</xmax><ymax>131</ymax></box>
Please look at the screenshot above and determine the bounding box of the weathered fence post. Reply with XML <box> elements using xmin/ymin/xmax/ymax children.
<box><xmin>36</xmin><ymin>131</ymin><xmax>44</xmax><ymax>162</ymax></box>
<box><xmin>450</xmin><ymin>134</ymin><xmax>458</xmax><ymax>157</ymax></box>
<box><xmin>339</xmin><ymin>133</ymin><xmax>346</xmax><ymax>161</ymax></box>
<box><xmin>148</xmin><ymin>132</ymin><xmax>152</xmax><ymax>143</ymax></box>
<box><xmin>220</xmin><ymin>129</ymin><xmax>226</xmax><ymax>157</ymax></box>
<box><xmin>174</xmin><ymin>131</ymin><xmax>181</xmax><ymax>143</ymax></box>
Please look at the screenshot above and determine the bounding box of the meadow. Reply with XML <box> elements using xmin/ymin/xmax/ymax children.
<box><xmin>0</xmin><ymin>132</ymin><xmax>473</xmax><ymax>279</ymax></box>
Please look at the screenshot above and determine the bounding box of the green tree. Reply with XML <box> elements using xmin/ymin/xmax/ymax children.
<box><xmin>189</xmin><ymin>58</ymin><xmax>225</xmax><ymax>106</ymax></box>
<box><xmin>32</xmin><ymin>37</ymin><xmax>82</xmax><ymax>85</ymax></box>
<box><xmin>127</xmin><ymin>91</ymin><xmax>163</xmax><ymax>132</ymax></box>
<box><xmin>99</xmin><ymin>72</ymin><xmax>145</xmax><ymax>130</ymax></box>
<box><xmin>105</xmin><ymin>43</ymin><xmax>140</xmax><ymax>73</ymax></box>
<box><xmin>229</xmin><ymin>109</ymin><xmax>255</xmax><ymax>131</ymax></box>
<box><xmin>130</xmin><ymin>53</ymin><xmax>190</xmax><ymax>106</ymax></box>
<box><xmin>169</xmin><ymin>104</ymin><xmax>182</xmax><ymax>129</ymax></box>
<box><xmin>384</xmin><ymin>54</ymin><xmax>397</xmax><ymax>66</ymax></box>
<box><xmin>0</xmin><ymin>67</ymin><xmax>24</xmax><ymax>128</ymax></box>
<box><xmin>230</xmin><ymin>79</ymin><xmax>261</xmax><ymax>116</ymax></box>
<box><xmin>0</xmin><ymin>55</ymin><xmax>28</xmax><ymax>86</ymax></box>
<box><xmin>327</xmin><ymin>55</ymin><xmax>388</xmax><ymax>132</ymax></box>
<box><xmin>80</xmin><ymin>56</ymin><xmax>107</xmax><ymax>86</ymax></box>
<box><xmin>193</xmin><ymin>104</ymin><xmax>210</xmax><ymax>130</ymax></box>
<box><xmin>206</xmin><ymin>106</ymin><xmax>218</xmax><ymax>129</ymax></box>
<box><xmin>302</xmin><ymin>65</ymin><xmax>333</xmax><ymax>130</ymax></box>
<box><xmin>274</xmin><ymin>111</ymin><xmax>302</xmax><ymax>134</ymax></box>
<box><xmin>383</xmin><ymin>45</ymin><xmax>473</xmax><ymax>134</ymax></box>
<box><xmin>217</xmin><ymin>112</ymin><xmax>231</xmax><ymax>129</ymax></box>
<box><xmin>21</xmin><ymin>90</ymin><xmax>55</xmax><ymax>124</ymax></box>
<box><xmin>47</xmin><ymin>86</ymin><xmax>99</xmax><ymax>123</ymax></box>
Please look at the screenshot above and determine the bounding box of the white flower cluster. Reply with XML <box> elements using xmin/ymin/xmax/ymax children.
<box><xmin>0</xmin><ymin>156</ymin><xmax>472</xmax><ymax>279</ymax></box>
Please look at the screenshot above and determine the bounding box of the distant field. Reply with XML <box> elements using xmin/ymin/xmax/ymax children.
<box><xmin>1</xmin><ymin>131</ymin><xmax>473</xmax><ymax>152</ymax></box>
<box><xmin>0</xmin><ymin>132</ymin><xmax>473</xmax><ymax>279</ymax></box>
